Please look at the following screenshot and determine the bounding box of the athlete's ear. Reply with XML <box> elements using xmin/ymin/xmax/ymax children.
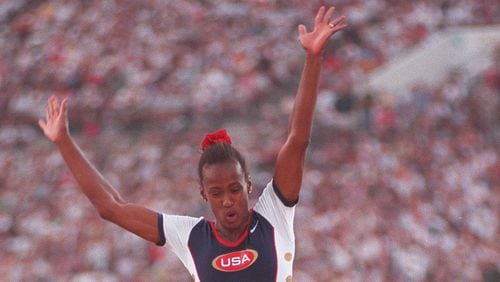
<box><xmin>246</xmin><ymin>179</ymin><xmax>253</xmax><ymax>194</ymax></box>
<box><xmin>200</xmin><ymin>186</ymin><xmax>208</xmax><ymax>202</ymax></box>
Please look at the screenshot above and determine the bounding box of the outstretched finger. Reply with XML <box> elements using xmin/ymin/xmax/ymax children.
<box><xmin>314</xmin><ymin>6</ymin><xmax>325</xmax><ymax>26</ymax></box>
<box><xmin>59</xmin><ymin>97</ymin><xmax>68</xmax><ymax>119</ymax></box>
<box><xmin>330</xmin><ymin>15</ymin><xmax>347</xmax><ymax>28</ymax></box>
<box><xmin>48</xmin><ymin>96</ymin><xmax>57</xmax><ymax>119</ymax></box>
<box><xmin>324</xmin><ymin>6</ymin><xmax>336</xmax><ymax>24</ymax></box>
<box><xmin>45</xmin><ymin>104</ymin><xmax>49</xmax><ymax>120</ymax></box>
<box><xmin>47</xmin><ymin>103</ymin><xmax>54</xmax><ymax>121</ymax></box>
<box><xmin>333</xmin><ymin>23</ymin><xmax>348</xmax><ymax>32</ymax></box>
<box><xmin>327</xmin><ymin>23</ymin><xmax>348</xmax><ymax>36</ymax></box>
<box><xmin>52</xmin><ymin>96</ymin><xmax>60</xmax><ymax>116</ymax></box>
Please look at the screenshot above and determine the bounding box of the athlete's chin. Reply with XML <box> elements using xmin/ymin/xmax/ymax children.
<box><xmin>219</xmin><ymin>216</ymin><xmax>243</xmax><ymax>231</ymax></box>
<box><xmin>222</xmin><ymin>217</ymin><xmax>240</xmax><ymax>229</ymax></box>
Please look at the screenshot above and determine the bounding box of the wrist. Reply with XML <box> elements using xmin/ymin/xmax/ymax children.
<box><xmin>302</xmin><ymin>45</ymin><xmax>325</xmax><ymax>59</ymax></box>
<box><xmin>54</xmin><ymin>131</ymin><xmax>72</xmax><ymax>146</ymax></box>
<box><xmin>304</xmin><ymin>53</ymin><xmax>323</xmax><ymax>66</ymax></box>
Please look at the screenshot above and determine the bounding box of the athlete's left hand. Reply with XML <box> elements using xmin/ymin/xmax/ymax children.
<box><xmin>298</xmin><ymin>6</ymin><xmax>347</xmax><ymax>56</ymax></box>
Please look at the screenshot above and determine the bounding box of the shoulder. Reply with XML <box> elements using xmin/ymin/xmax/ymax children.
<box><xmin>158</xmin><ymin>213</ymin><xmax>204</xmax><ymax>246</ymax></box>
<box><xmin>255</xmin><ymin>180</ymin><xmax>298</xmax><ymax>211</ymax></box>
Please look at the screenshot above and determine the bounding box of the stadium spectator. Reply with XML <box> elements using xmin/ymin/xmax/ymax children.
<box><xmin>1</xmin><ymin>0</ymin><xmax>498</xmax><ymax>280</ymax></box>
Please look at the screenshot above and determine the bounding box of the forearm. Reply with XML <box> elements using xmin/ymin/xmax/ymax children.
<box><xmin>287</xmin><ymin>53</ymin><xmax>322</xmax><ymax>143</ymax></box>
<box><xmin>55</xmin><ymin>133</ymin><xmax>124</xmax><ymax>213</ymax></box>
<box><xmin>273</xmin><ymin>53</ymin><xmax>323</xmax><ymax>201</ymax></box>
<box><xmin>39</xmin><ymin>95</ymin><xmax>160</xmax><ymax>243</ymax></box>
<box><xmin>274</xmin><ymin>5</ymin><xmax>345</xmax><ymax>202</ymax></box>
<box><xmin>56</xmin><ymin>133</ymin><xmax>160</xmax><ymax>243</ymax></box>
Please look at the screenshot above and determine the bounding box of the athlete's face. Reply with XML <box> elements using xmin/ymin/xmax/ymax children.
<box><xmin>201</xmin><ymin>160</ymin><xmax>252</xmax><ymax>236</ymax></box>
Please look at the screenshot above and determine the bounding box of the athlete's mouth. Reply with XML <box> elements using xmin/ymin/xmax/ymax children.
<box><xmin>226</xmin><ymin>211</ymin><xmax>237</xmax><ymax>222</ymax></box>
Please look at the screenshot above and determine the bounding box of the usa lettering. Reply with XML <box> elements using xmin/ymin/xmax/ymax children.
<box><xmin>220</xmin><ymin>254</ymin><xmax>251</xmax><ymax>267</ymax></box>
<box><xmin>212</xmin><ymin>249</ymin><xmax>258</xmax><ymax>272</ymax></box>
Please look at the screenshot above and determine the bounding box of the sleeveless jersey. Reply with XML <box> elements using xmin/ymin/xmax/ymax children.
<box><xmin>157</xmin><ymin>180</ymin><xmax>296</xmax><ymax>281</ymax></box>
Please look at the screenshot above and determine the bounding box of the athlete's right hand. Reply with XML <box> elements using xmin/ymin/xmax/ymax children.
<box><xmin>38</xmin><ymin>95</ymin><xmax>69</xmax><ymax>144</ymax></box>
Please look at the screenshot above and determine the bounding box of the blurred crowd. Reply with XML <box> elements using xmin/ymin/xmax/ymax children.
<box><xmin>1</xmin><ymin>0</ymin><xmax>499</xmax><ymax>281</ymax></box>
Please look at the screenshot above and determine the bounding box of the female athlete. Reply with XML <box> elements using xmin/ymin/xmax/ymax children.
<box><xmin>39</xmin><ymin>6</ymin><xmax>347</xmax><ymax>281</ymax></box>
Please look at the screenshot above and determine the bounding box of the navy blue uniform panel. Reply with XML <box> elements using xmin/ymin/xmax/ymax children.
<box><xmin>188</xmin><ymin>211</ymin><xmax>277</xmax><ymax>282</ymax></box>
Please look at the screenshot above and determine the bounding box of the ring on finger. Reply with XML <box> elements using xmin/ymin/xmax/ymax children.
<box><xmin>328</xmin><ymin>22</ymin><xmax>336</xmax><ymax>28</ymax></box>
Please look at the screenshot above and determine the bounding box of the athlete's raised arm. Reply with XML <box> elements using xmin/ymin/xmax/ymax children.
<box><xmin>39</xmin><ymin>95</ymin><xmax>160</xmax><ymax>244</ymax></box>
<box><xmin>274</xmin><ymin>6</ymin><xmax>347</xmax><ymax>203</ymax></box>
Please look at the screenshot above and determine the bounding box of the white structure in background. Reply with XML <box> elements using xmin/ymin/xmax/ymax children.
<box><xmin>363</xmin><ymin>25</ymin><xmax>500</xmax><ymax>102</ymax></box>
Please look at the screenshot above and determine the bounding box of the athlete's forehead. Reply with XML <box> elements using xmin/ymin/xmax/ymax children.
<box><xmin>201</xmin><ymin>160</ymin><xmax>246</xmax><ymax>189</ymax></box>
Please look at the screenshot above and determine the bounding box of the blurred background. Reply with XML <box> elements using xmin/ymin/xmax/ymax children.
<box><xmin>0</xmin><ymin>0</ymin><xmax>499</xmax><ymax>281</ymax></box>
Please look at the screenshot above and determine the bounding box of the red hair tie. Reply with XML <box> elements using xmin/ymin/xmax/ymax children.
<box><xmin>201</xmin><ymin>129</ymin><xmax>232</xmax><ymax>151</ymax></box>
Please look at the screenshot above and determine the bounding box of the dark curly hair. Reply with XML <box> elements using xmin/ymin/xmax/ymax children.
<box><xmin>197</xmin><ymin>142</ymin><xmax>248</xmax><ymax>184</ymax></box>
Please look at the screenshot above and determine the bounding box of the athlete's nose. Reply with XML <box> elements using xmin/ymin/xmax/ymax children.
<box><xmin>222</xmin><ymin>193</ymin><xmax>234</xmax><ymax>207</ymax></box>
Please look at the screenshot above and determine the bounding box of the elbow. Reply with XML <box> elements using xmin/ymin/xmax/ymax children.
<box><xmin>97</xmin><ymin>205</ymin><xmax>113</xmax><ymax>221</ymax></box>
<box><xmin>287</xmin><ymin>134</ymin><xmax>310</xmax><ymax>150</ymax></box>
<box><xmin>97</xmin><ymin>201</ymin><xmax>121</xmax><ymax>222</ymax></box>
<box><xmin>96</xmin><ymin>192</ymin><xmax>126</xmax><ymax>221</ymax></box>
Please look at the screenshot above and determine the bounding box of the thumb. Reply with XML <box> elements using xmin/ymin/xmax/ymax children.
<box><xmin>38</xmin><ymin>119</ymin><xmax>47</xmax><ymax>132</ymax></box>
<box><xmin>298</xmin><ymin>24</ymin><xmax>307</xmax><ymax>36</ymax></box>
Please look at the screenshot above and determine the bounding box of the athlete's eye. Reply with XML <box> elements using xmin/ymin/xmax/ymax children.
<box><xmin>210</xmin><ymin>190</ymin><xmax>223</xmax><ymax>197</ymax></box>
<box><xmin>230</xmin><ymin>186</ymin><xmax>242</xmax><ymax>193</ymax></box>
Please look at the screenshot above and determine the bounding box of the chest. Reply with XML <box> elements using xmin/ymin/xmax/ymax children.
<box><xmin>188</xmin><ymin>214</ymin><xmax>277</xmax><ymax>282</ymax></box>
